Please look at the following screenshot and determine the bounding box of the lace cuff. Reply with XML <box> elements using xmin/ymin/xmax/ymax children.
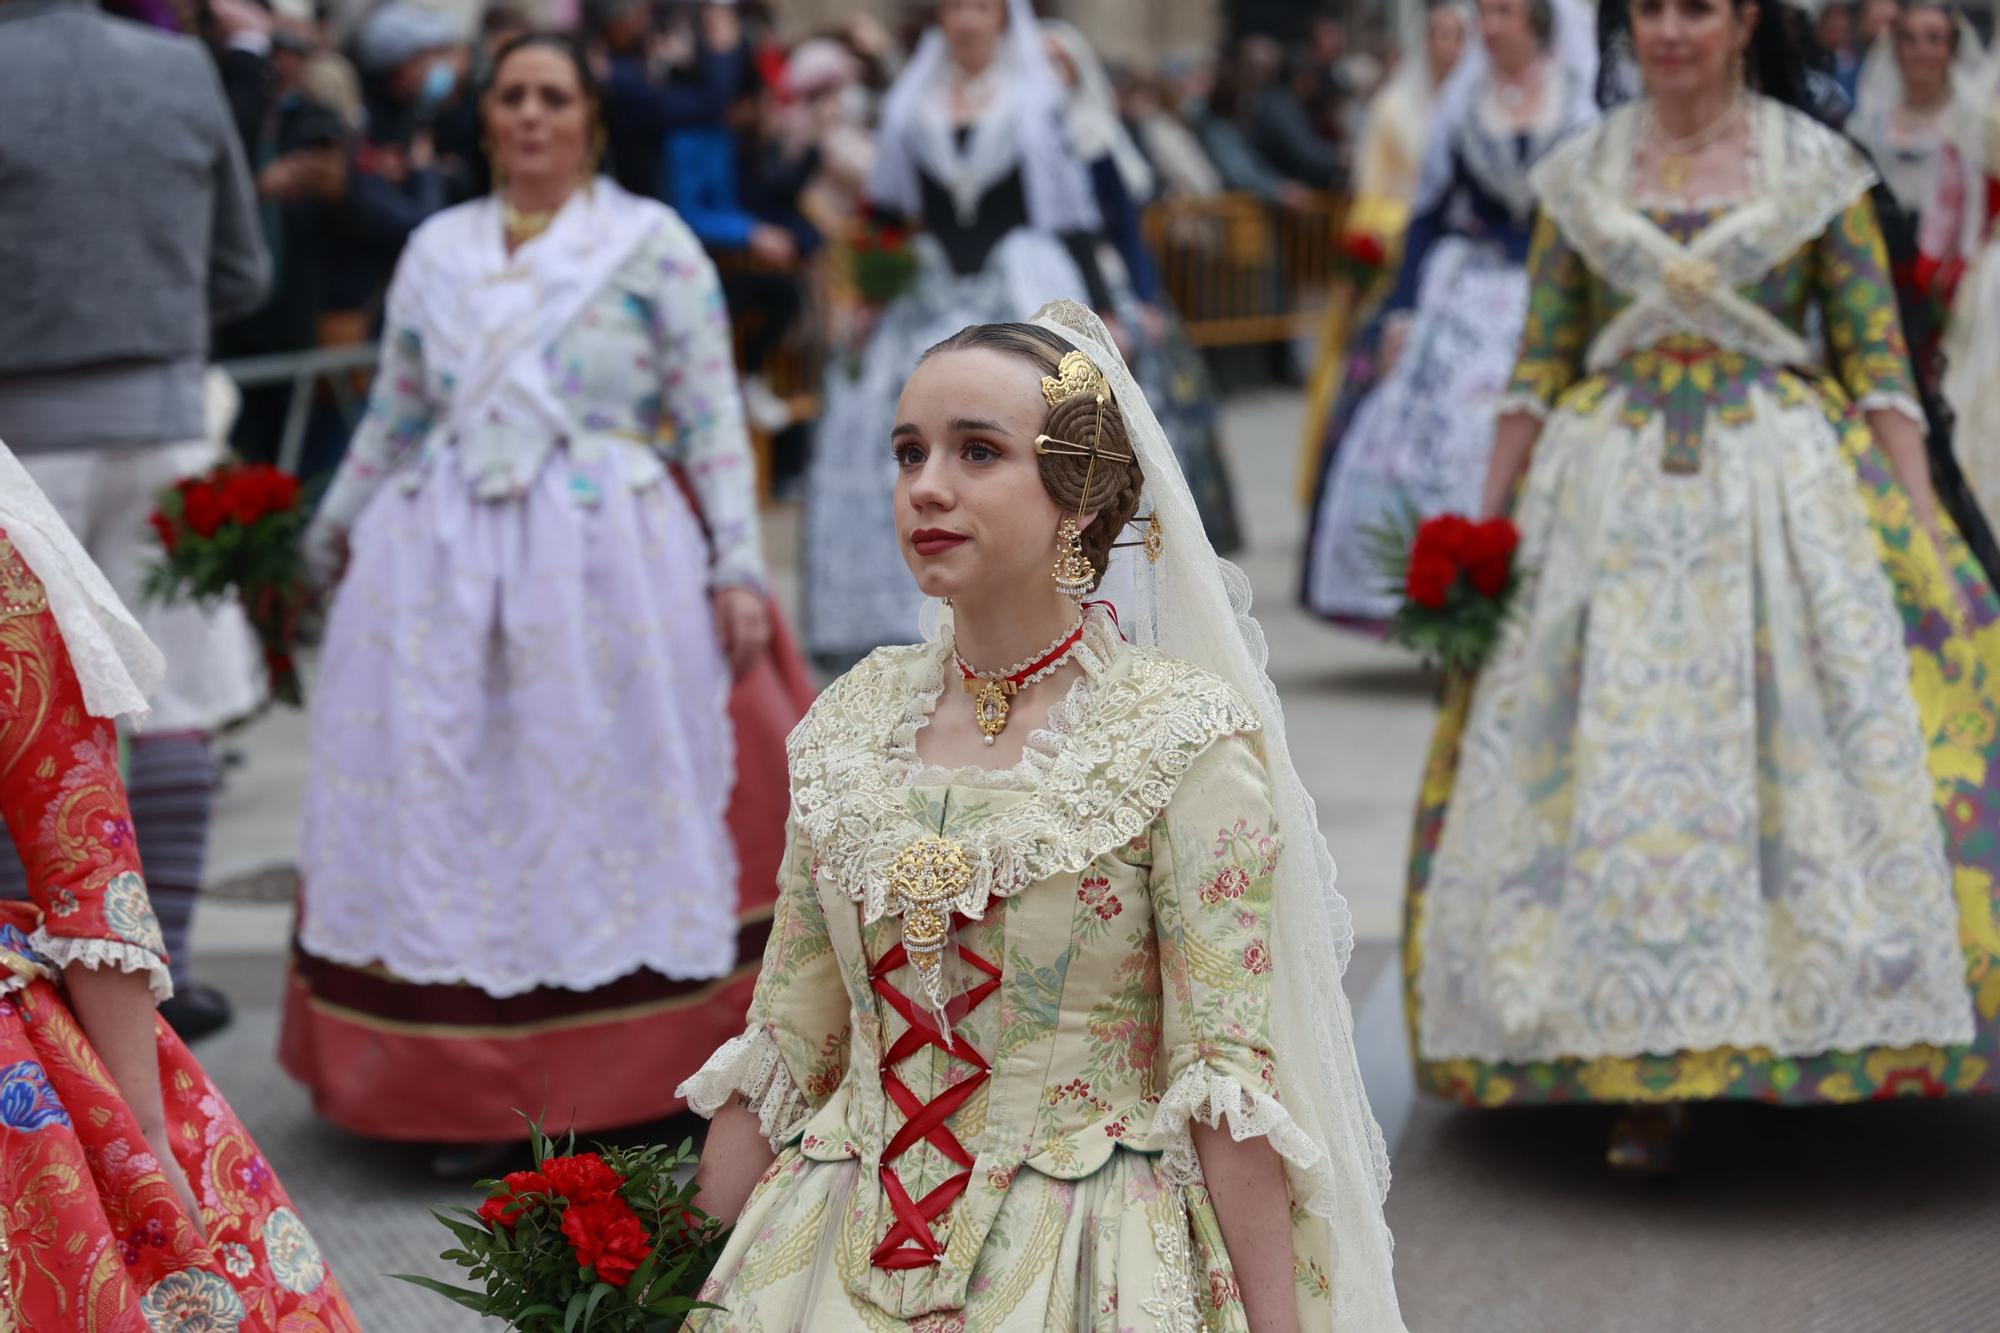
<box><xmin>1493</xmin><ymin>391</ymin><xmax>1553</xmax><ymax>422</ymax></box>
<box><xmin>29</xmin><ymin>929</ymin><xmax>173</xmax><ymax>1002</ymax></box>
<box><xmin>1855</xmin><ymin>390</ymin><xmax>1927</xmax><ymax>427</ymax></box>
<box><xmin>1149</xmin><ymin>1062</ymin><xmax>1334</xmax><ymax>1210</ymax></box>
<box><xmin>676</xmin><ymin>1027</ymin><xmax>810</xmax><ymax>1150</ymax></box>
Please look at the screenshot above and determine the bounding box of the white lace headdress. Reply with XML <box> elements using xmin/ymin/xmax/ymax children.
<box><xmin>0</xmin><ymin>440</ymin><xmax>163</xmax><ymax>722</ymax></box>
<box><xmin>1017</xmin><ymin>301</ymin><xmax>1403</xmax><ymax>1328</ymax></box>
<box><xmin>1413</xmin><ymin>0</ymin><xmax>1600</xmax><ymax>213</ymax></box>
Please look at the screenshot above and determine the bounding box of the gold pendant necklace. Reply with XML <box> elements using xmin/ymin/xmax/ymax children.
<box><xmin>1649</xmin><ymin>93</ymin><xmax>1745</xmax><ymax>197</ymax></box>
<box><xmin>954</xmin><ymin>616</ymin><xmax>1085</xmax><ymax>745</ymax></box>
<box><xmin>501</xmin><ymin>198</ymin><xmax>557</xmax><ymax>246</ymax></box>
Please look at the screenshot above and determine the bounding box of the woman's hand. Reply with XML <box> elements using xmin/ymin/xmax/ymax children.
<box><xmin>63</xmin><ymin>964</ymin><xmax>206</xmax><ymax>1235</ymax></box>
<box><xmin>691</xmin><ymin>1098</ymin><xmax>777</xmax><ymax>1226</ymax></box>
<box><xmin>144</xmin><ymin>1121</ymin><xmax>208</xmax><ymax>1239</ymax></box>
<box><xmin>303</xmin><ymin>520</ymin><xmax>349</xmax><ymax>590</ymax></box>
<box><xmin>715</xmin><ymin>585</ymin><xmax>771</xmax><ymax>679</ymax></box>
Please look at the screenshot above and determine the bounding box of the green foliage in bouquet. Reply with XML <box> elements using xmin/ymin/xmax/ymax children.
<box><xmin>850</xmin><ymin>216</ymin><xmax>918</xmax><ymax>305</ymax></box>
<box><xmin>1364</xmin><ymin>505</ymin><xmax>1523</xmax><ymax>677</ymax></box>
<box><xmin>395</xmin><ymin>1122</ymin><xmax>727</xmax><ymax>1332</ymax></box>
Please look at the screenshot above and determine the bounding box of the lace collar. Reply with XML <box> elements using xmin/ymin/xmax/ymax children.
<box><xmin>787</xmin><ymin>606</ymin><xmax>1262</xmax><ymax>926</ymax></box>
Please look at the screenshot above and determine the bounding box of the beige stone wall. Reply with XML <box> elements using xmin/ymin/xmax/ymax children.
<box><xmin>772</xmin><ymin>0</ymin><xmax>1222</xmax><ymax>68</ymax></box>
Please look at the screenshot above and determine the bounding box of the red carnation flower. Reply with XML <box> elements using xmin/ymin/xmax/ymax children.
<box><xmin>542</xmin><ymin>1152</ymin><xmax>625</xmax><ymax>1205</ymax></box>
<box><xmin>1462</xmin><ymin>518</ymin><xmax>1520</xmax><ymax>598</ymax></box>
<box><xmin>878</xmin><ymin>225</ymin><xmax>906</xmax><ymax>249</ymax></box>
<box><xmin>1405</xmin><ymin>551</ymin><xmax>1457</xmax><ymax>610</ymax></box>
<box><xmin>181</xmin><ymin>483</ymin><xmax>228</xmax><ymax>539</ymax></box>
<box><xmin>560</xmin><ymin>1195</ymin><xmax>654</xmax><ymax>1287</ymax></box>
<box><xmin>1414</xmin><ymin>514</ymin><xmax>1475</xmax><ymax>563</ymax></box>
<box><xmin>148</xmin><ymin>510</ymin><xmax>180</xmax><ymax>555</ymax></box>
<box><xmin>1341</xmin><ymin>231</ymin><xmax>1386</xmax><ymax>270</ymax></box>
<box><xmin>477</xmin><ymin>1169</ymin><xmax>551</xmax><ymax>1230</ymax></box>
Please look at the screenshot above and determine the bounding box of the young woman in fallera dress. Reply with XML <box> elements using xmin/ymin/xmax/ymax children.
<box><xmin>679</xmin><ymin>304</ymin><xmax>1403</xmax><ymax>1329</ymax></box>
<box><xmin>1406</xmin><ymin>0</ymin><xmax>2000</xmax><ymax>1170</ymax></box>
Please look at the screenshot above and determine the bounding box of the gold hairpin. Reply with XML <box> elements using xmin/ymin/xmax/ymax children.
<box><xmin>1034</xmin><ymin>433</ymin><xmax>1134</xmax><ymax>464</ymax></box>
<box><xmin>1108</xmin><ymin>513</ymin><xmax>1166</xmax><ymax>563</ymax></box>
<box><xmin>1041</xmin><ymin>350</ymin><xmax>1109</xmax><ymax>408</ymax></box>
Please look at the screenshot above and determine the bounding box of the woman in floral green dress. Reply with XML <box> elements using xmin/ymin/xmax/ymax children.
<box><xmin>1406</xmin><ymin>0</ymin><xmax>2000</xmax><ymax>1169</ymax></box>
<box><xmin>679</xmin><ymin>303</ymin><xmax>1404</xmax><ymax>1330</ymax></box>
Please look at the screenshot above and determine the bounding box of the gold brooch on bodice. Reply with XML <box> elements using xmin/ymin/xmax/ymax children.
<box><xmin>888</xmin><ymin>834</ymin><xmax>974</xmax><ymax>997</ymax></box>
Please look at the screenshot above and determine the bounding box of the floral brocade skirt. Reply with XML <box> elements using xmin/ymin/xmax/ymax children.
<box><xmin>0</xmin><ymin>913</ymin><xmax>357</xmax><ymax>1331</ymax></box>
<box><xmin>1405</xmin><ymin>365</ymin><xmax>2000</xmax><ymax>1108</ymax></box>
<box><xmin>688</xmin><ymin>1148</ymin><xmax>1277</xmax><ymax>1332</ymax></box>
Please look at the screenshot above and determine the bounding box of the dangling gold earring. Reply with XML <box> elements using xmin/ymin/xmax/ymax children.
<box><xmin>1052</xmin><ymin>518</ymin><xmax>1094</xmax><ymax>601</ymax></box>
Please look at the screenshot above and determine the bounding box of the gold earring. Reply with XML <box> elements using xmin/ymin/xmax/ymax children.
<box><xmin>1053</xmin><ymin>517</ymin><xmax>1094</xmax><ymax>601</ymax></box>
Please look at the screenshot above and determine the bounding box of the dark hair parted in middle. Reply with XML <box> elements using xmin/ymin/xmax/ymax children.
<box><xmin>918</xmin><ymin>323</ymin><xmax>1146</xmax><ymax>591</ymax></box>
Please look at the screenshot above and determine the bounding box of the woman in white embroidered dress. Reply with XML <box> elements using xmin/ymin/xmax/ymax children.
<box><xmin>680</xmin><ymin>304</ymin><xmax>1403</xmax><ymax>1330</ymax></box>
<box><xmin>1406</xmin><ymin>0</ymin><xmax>2000</xmax><ymax>1171</ymax></box>
<box><xmin>1848</xmin><ymin>0</ymin><xmax>1986</xmax><ymax>248</ymax></box>
<box><xmin>284</xmin><ymin>35</ymin><xmax>812</xmax><ymax>1172</ymax></box>
<box><xmin>801</xmin><ymin>0</ymin><xmax>1106</xmax><ymax>668</ymax></box>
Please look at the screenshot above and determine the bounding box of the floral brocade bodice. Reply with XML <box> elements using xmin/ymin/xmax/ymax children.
<box><xmin>687</xmin><ymin>612</ymin><xmax>1319</xmax><ymax>1320</ymax></box>
<box><xmin>1507</xmin><ymin>97</ymin><xmax>1922</xmax><ymax>473</ymax></box>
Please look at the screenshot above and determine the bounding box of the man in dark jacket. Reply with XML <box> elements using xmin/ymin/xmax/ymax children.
<box><xmin>0</xmin><ymin>0</ymin><xmax>273</xmax><ymax>1041</ymax></box>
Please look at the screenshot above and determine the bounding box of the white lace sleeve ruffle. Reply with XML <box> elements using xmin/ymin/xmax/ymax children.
<box><xmin>28</xmin><ymin>929</ymin><xmax>173</xmax><ymax>1002</ymax></box>
<box><xmin>676</xmin><ymin>1026</ymin><xmax>810</xmax><ymax>1151</ymax></box>
<box><xmin>1855</xmin><ymin>390</ymin><xmax>1927</xmax><ymax>426</ymax></box>
<box><xmin>1494</xmin><ymin>391</ymin><xmax>1554</xmax><ymax>421</ymax></box>
<box><xmin>1148</xmin><ymin>1061</ymin><xmax>1338</xmax><ymax>1215</ymax></box>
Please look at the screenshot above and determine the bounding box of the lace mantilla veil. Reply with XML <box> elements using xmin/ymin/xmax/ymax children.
<box><xmin>924</xmin><ymin>302</ymin><xmax>1404</xmax><ymax>1327</ymax></box>
<box><xmin>0</xmin><ymin>439</ymin><xmax>163</xmax><ymax>722</ymax></box>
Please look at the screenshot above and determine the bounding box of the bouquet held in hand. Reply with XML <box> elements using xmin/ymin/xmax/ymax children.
<box><xmin>397</xmin><ymin>1126</ymin><xmax>725</xmax><ymax>1332</ymax></box>
<box><xmin>1369</xmin><ymin>510</ymin><xmax>1523</xmax><ymax>674</ymax></box>
<box><xmin>143</xmin><ymin>461</ymin><xmax>310</xmax><ymax>708</ymax></box>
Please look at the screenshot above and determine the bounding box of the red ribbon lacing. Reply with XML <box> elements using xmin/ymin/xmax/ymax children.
<box><xmin>867</xmin><ymin>915</ymin><xmax>1002</xmax><ymax>1270</ymax></box>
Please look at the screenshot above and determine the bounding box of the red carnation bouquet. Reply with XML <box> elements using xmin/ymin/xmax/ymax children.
<box><xmin>142</xmin><ymin>461</ymin><xmax>309</xmax><ymax>708</ymax></box>
<box><xmin>850</xmin><ymin>204</ymin><xmax>918</xmax><ymax>305</ymax></box>
<box><xmin>397</xmin><ymin>1125</ymin><xmax>725</xmax><ymax>1331</ymax></box>
<box><xmin>1368</xmin><ymin>510</ymin><xmax>1523</xmax><ymax>674</ymax></box>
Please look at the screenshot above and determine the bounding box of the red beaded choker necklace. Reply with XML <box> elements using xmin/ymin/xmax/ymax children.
<box><xmin>955</xmin><ymin>618</ymin><xmax>1086</xmax><ymax>745</ymax></box>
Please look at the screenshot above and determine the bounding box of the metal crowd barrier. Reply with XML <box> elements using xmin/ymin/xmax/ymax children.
<box><xmin>1141</xmin><ymin>190</ymin><xmax>1348</xmax><ymax>347</ymax></box>
<box><xmin>220</xmin><ymin>344</ymin><xmax>381</xmax><ymax>477</ymax></box>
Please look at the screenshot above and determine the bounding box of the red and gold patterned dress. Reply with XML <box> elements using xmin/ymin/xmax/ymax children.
<box><xmin>0</xmin><ymin>532</ymin><xmax>359</xmax><ymax>1332</ymax></box>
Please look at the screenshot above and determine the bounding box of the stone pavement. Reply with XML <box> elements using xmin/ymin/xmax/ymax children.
<box><xmin>188</xmin><ymin>390</ymin><xmax>2000</xmax><ymax>1331</ymax></box>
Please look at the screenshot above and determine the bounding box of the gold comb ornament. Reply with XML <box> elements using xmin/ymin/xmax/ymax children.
<box><xmin>1041</xmin><ymin>350</ymin><xmax>1109</xmax><ymax>408</ymax></box>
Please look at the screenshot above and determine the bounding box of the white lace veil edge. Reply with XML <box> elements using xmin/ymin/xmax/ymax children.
<box><xmin>972</xmin><ymin>301</ymin><xmax>1404</xmax><ymax>1326</ymax></box>
<box><xmin>0</xmin><ymin>441</ymin><xmax>164</xmax><ymax>723</ymax></box>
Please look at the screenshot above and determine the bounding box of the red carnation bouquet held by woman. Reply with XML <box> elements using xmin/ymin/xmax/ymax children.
<box><xmin>1369</xmin><ymin>510</ymin><xmax>1524</xmax><ymax>674</ymax></box>
<box><xmin>398</xmin><ymin>1126</ymin><xmax>725</xmax><ymax>1331</ymax></box>
<box><xmin>849</xmin><ymin>203</ymin><xmax>919</xmax><ymax>305</ymax></box>
<box><xmin>143</xmin><ymin>461</ymin><xmax>310</xmax><ymax>707</ymax></box>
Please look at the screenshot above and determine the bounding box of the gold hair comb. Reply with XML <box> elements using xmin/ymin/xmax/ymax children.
<box><xmin>1041</xmin><ymin>350</ymin><xmax>1110</xmax><ymax>408</ymax></box>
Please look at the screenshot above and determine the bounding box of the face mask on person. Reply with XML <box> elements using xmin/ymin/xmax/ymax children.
<box><xmin>419</xmin><ymin>58</ymin><xmax>459</xmax><ymax>109</ymax></box>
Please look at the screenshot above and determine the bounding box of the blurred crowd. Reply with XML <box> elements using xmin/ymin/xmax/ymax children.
<box><xmin>81</xmin><ymin>0</ymin><xmax>1423</xmax><ymax>482</ymax></box>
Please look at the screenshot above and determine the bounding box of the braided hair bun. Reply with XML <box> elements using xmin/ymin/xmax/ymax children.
<box><xmin>918</xmin><ymin>323</ymin><xmax>1147</xmax><ymax>591</ymax></box>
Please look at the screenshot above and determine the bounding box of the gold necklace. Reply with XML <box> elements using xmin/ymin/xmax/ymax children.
<box><xmin>501</xmin><ymin>197</ymin><xmax>557</xmax><ymax>246</ymax></box>
<box><xmin>1651</xmin><ymin>94</ymin><xmax>1745</xmax><ymax>194</ymax></box>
